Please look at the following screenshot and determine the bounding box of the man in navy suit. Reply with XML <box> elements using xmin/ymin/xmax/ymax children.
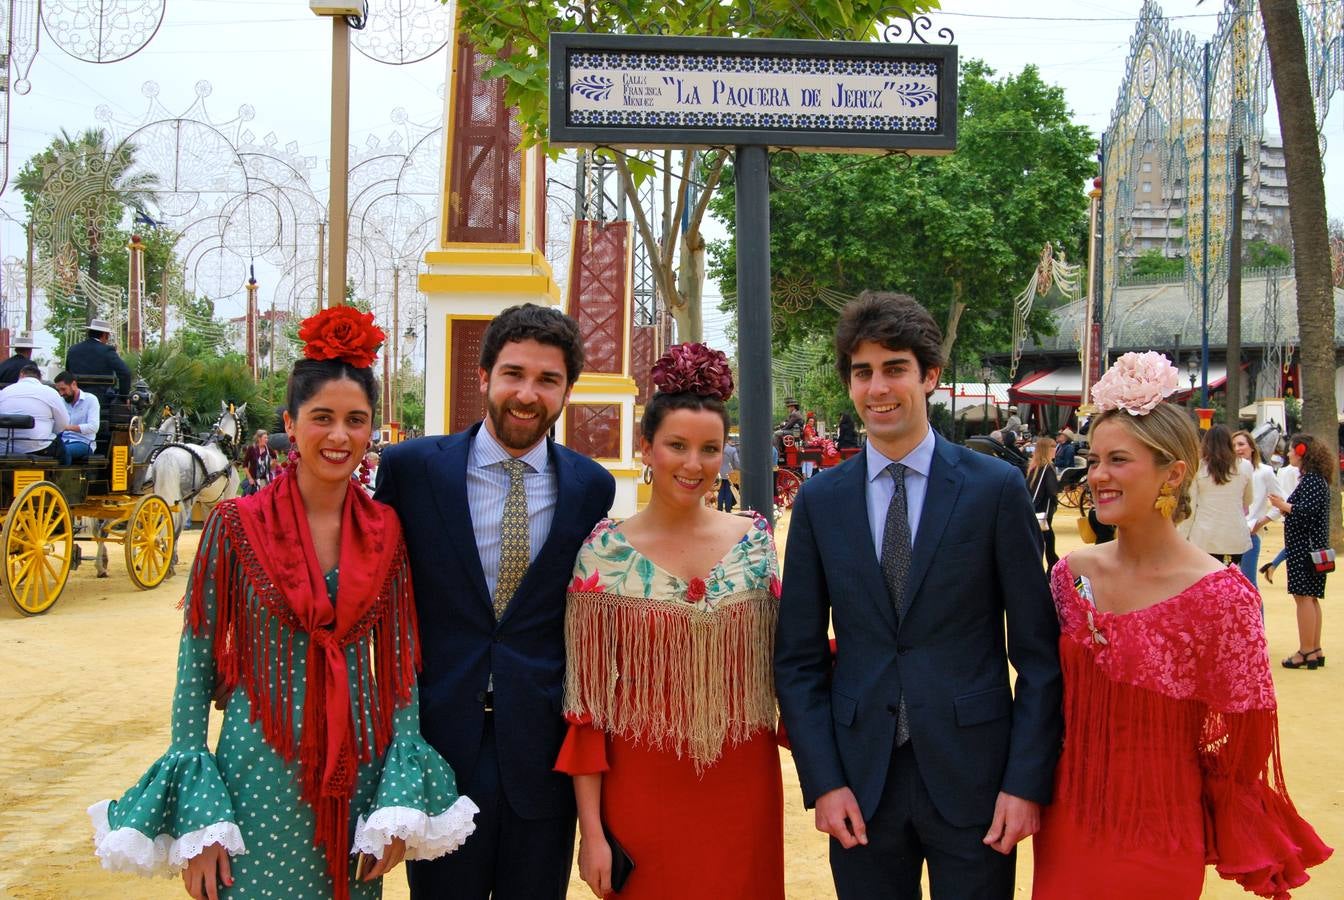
<box><xmin>775</xmin><ymin>292</ymin><xmax>1062</xmax><ymax>899</ymax></box>
<box><xmin>375</xmin><ymin>304</ymin><xmax>615</xmax><ymax>899</ymax></box>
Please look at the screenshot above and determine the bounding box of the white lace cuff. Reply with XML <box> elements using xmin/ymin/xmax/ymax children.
<box><xmin>88</xmin><ymin>799</ymin><xmax>247</xmax><ymax>877</ymax></box>
<box><xmin>351</xmin><ymin>796</ymin><xmax>479</xmax><ymax>861</ymax></box>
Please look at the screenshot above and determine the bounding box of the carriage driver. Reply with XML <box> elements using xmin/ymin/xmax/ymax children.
<box><xmin>0</xmin><ymin>363</ymin><xmax>71</xmax><ymax>464</ymax></box>
<box><xmin>65</xmin><ymin>318</ymin><xmax>132</xmax><ymax>405</ymax></box>
<box><xmin>54</xmin><ymin>371</ymin><xmax>99</xmax><ymax>463</ymax></box>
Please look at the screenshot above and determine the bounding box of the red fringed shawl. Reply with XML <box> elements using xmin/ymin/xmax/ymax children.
<box><xmin>187</xmin><ymin>469</ymin><xmax>419</xmax><ymax>900</ymax></box>
<box><xmin>1050</xmin><ymin>560</ymin><xmax>1331</xmax><ymax>899</ymax></box>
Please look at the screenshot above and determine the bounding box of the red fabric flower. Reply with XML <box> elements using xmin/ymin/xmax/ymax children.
<box><xmin>685</xmin><ymin>577</ymin><xmax>707</xmax><ymax>603</ymax></box>
<box><xmin>298</xmin><ymin>306</ymin><xmax>385</xmax><ymax>369</ymax></box>
<box><xmin>570</xmin><ymin>571</ymin><xmax>602</xmax><ymax>593</ymax></box>
<box><xmin>651</xmin><ymin>343</ymin><xmax>734</xmax><ymax>401</ymax></box>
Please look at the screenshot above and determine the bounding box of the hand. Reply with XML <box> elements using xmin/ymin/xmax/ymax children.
<box><xmin>181</xmin><ymin>842</ymin><xmax>232</xmax><ymax>900</ymax></box>
<box><xmin>359</xmin><ymin>836</ymin><xmax>407</xmax><ymax>881</ymax></box>
<box><xmin>982</xmin><ymin>792</ymin><xmax>1040</xmax><ymax>855</ymax></box>
<box><xmin>814</xmin><ymin>786</ymin><xmax>868</xmax><ymax>849</ymax></box>
<box><xmin>577</xmin><ymin>832</ymin><xmax>613</xmax><ymax>897</ymax></box>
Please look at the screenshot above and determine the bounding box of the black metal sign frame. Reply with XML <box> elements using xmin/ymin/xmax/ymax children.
<box><xmin>549</xmin><ymin>32</ymin><xmax>957</xmax><ymax>153</ymax></box>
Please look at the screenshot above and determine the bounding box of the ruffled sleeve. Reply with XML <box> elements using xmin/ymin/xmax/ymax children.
<box><xmin>1195</xmin><ymin>576</ymin><xmax>1333</xmax><ymax>897</ymax></box>
<box><xmin>351</xmin><ymin>682</ymin><xmax>479</xmax><ymax>861</ymax></box>
<box><xmin>87</xmin><ymin>513</ymin><xmax>246</xmax><ymax>876</ymax></box>
<box><xmin>554</xmin><ymin>711</ymin><xmax>610</xmax><ymax>776</ymax></box>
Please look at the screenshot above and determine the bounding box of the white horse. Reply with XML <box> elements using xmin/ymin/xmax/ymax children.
<box><xmin>135</xmin><ymin>402</ymin><xmax>245</xmax><ymax>575</ymax></box>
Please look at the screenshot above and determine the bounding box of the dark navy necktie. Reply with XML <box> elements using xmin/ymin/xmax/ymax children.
<box><xmin>881</xmin><ymin>462</ymin><xmax>912</xmax><ymax>746</ymax></box>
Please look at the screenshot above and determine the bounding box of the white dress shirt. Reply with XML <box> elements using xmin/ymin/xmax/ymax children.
<box><xmin>0</xmin><ymin>376</ymin><xmax>70</xmax><ymax>452</ymax></box>
<box><xmin>1246</xmin><ymin>461</ymin><xmax>1283</xmax><ymax>527</ymax></box>
<box><xmin>866</xmin><ymin>425</ymin><xmax>937</xmax><ymax>561</ymax></box>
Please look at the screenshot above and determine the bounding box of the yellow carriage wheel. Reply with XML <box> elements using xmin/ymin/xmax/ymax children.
<box><xmin>125</xmin><ymin>494</ymin><xmax>175</xmax><ymax>591</ymax></box>
<box><xmin>2</xmin><ymin>481</ymin><xmax>74</xmax><ymax>616</ymax></box>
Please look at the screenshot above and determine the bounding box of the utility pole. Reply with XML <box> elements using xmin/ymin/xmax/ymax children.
<box><xmin>1226</xmin><ymin>145</ymin><xmax>1245</xmax><ymax>421</ymax></box>
<box><xmin>328</xmin><ymin>16</ymin><xmax>351</xmax><ymax>307</ymax></box>
<box><xmin>316</xmin><ymin>220</ymin><xmax>327</xmax><ymax>310</ymax></box>
<box><xmin>25</xmin><ymin>221</ymin><xmax>35</xmax><ymax>331</ymax></box>
<box><xmin>392</xmin><ymin>264</ymin><xmax>401</xmax><ymax>427</ymax></box>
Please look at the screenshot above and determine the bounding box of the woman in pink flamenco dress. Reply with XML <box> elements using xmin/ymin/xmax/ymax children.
<box><xmin>1032</xmin><ymin>352</ymin><xmax>1331</xmax><ymax>900</ymax></box>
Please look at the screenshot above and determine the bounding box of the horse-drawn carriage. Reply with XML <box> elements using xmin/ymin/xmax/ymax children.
<box><xmin>774</xmin><ymin>433</ymin><xmax>861</xmax><ymax>508</ymax></box>
<box><xmin>0</xmin><ymin>376</ymin><xmax>246</xmax><ymax>616</ymax></box>
<box><xmin>0</xmin><ymin>376</ymin><xmax>173</xmax><ymax>615</ymax></box>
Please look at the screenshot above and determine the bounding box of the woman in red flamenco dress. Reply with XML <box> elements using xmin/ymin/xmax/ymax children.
<box><xmin>1033</xmin><ymin>352</ymin><xmax>1331</xmax><ymax>900</ymax></box>
<box><xmin>556</xmin><ymin>344</ymin><xmax>784</xmax><ymax>900</ymax></box>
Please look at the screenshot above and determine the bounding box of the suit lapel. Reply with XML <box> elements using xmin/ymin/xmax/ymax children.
<box><xmin>903</xmin><ymin>435</ymin><xmax>964</xmax><ymax>617</ymax></box>
<box><xmin>839</xmin><ymin>450</ymin><xmax>898</xmax><ymax>635</ymax></box>
<box><xmin>429</xmin><ymin>424</ymin><xmax>492</xmax><ymax>608</ymax></box>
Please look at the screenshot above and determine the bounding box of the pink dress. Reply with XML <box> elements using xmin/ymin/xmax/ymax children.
<box><xmin>1033</xmin><ymin>559</ymin><xmax>1331</xmax><ymax>900</ymax></box>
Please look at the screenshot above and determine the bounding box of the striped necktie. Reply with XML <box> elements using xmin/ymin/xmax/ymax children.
<box><xmin>494</xmin><ymin>458</ymin><xmax>530</xmax><ymax>619</ymax></box>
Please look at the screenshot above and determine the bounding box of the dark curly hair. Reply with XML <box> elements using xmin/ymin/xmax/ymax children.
<box><xmin>835</xmin><ymin>290</ymin><xmax>944</xmax><ymax>386</ymax></box>
<box><xmin>479</xmin><ymin>303</ymin><xmax>585</xmax><ymax>386</ymax></box>
<box><xmin>1290</xmin><ymin>432</ymin><xmax>1336</xmax><ymax>483</ymax></box>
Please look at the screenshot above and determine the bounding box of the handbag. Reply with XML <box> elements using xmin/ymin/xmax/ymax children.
<box><xmin>1030</xmin><ymin>469</ymin><xmax>1051</xmax><ymax>532</ymax></box>
<box><xmin>603</xmin><ymin>821</ymin><xmax>636</xmax><ymax>893</ymax></box>
<box><xmin>1310</xmin><ymin>547</ymin><xmax>1336</xmax><ymax>573</ymax></box>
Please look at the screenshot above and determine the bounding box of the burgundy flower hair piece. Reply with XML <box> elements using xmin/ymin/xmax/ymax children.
<box><xmin>650</xmin><ymin>342</ymin><xmax>734</xmax><ymax>402</ymax></box>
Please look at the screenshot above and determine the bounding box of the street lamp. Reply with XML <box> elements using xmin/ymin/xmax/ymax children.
<box><xmin>1186</xmin><ymin>355</ymin><xmax>1199</xmax><ymax>404</ymax></box>
<box><xmin>980</xmin><ymin>363</ymin><xmax>994</xmax><ymax>432</ymax></box>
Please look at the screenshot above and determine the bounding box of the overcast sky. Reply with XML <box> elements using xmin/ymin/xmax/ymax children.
<box><xmin>3</xmin><ymin>0</ymin><xmax>1340</xmax><ymax>356</ymax></box>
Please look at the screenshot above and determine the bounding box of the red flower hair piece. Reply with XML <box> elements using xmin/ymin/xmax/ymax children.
<box><xmin>298</xmin><ymin>306</ymin><xmax>385</xmax><ymax>370</ymax></box>
<box><xmin>651</xmin><ymin>342</ymin><xmax>734</xmax><ymax>402</ymax></box>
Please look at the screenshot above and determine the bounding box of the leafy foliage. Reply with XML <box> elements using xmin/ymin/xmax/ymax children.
<box><xmin>1127</xmin><ymin>248</ymin><xmax>1185</xmax><ymax>278</ymax></box>
<box><xmin>1242</xmin><ymin>238</ymin><xmax>1291</xmax><ymax>268</ymax></box>
<box><xmin>709</xmin><ymin>60</ymin><xmax>1095</xmax><ymax>365</ymax></box>
<box><xmin>126</xmin><ymin>343</ymin><xmax>265</xmax><ymax>435</ymax></box>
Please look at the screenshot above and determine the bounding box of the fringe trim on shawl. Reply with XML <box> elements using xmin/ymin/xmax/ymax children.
<box><xmin>185</xmin><ymin>504</ymin><xmax>420</xmax><ymax>900</ymax></box>
<box><xmin>563</xmin><ymin>589</ymin><xmax>777</xmax><ymax>773</ymax></box>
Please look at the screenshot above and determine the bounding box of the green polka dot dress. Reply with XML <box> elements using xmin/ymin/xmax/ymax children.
<box><xmin>90</xmin><ymin>516</ymin><xmax>478</xmax><ymax>897</ymax></box>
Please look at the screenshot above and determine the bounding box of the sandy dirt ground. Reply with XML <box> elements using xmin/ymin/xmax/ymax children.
<box><xmin>1</xmin><ymin>513</ymin><xmax>1340</xmax><ymax>899</ymax></box>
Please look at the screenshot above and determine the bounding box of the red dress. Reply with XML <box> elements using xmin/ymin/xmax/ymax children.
<box><xmin>555</xmin><ymin>518</ymin><xmax>785</xmax><ymax>900</ymax></box>
<box><xmin>1033</xmin><ymin>559</ymin><xmax>1331</xmax><ymax>900</ymax></box>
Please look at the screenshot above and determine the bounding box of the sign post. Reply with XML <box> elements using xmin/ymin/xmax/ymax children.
<box><xmin>550</xmin><ymin>32</ymin><xmax>957</xmax><ymax>518</ymax></box>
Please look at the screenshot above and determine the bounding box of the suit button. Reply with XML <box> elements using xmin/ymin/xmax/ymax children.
<box><xmin>475</xmin><ymin>691</ymin><xmax>486</xmax><ymax>702</ymax></box>
<box><xmin>897</xmin><ymin>646</ymin><xmax>910</xmax><ymax>655</ymax></box>
<box><xmin>493</xmin><ymin>635</ymin><xmax>502</xmax><ymax>643</ymax></box>
<box><xmin>886</xmin><ymin>704</ymin><xmax>899</xmax><ymax>715</ymax></box>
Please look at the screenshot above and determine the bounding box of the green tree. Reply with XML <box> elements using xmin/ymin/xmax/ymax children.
<box><xmin>709</xmin><ymin>60</ymin><xmax>1095</xmax><ymax>365</ymax></box>
<box><xmin>1242</xmin><ymin>238</ymin><xmax>1291</xmax><ymax>269</ymax></box>
<box><xmin>455</xmin><ymin>0</ymin><xmax>936</xmax><ymax>342</ymax></box>
<box><xmin>16</xmin><ymin>129</ymin><xmax>158</xmax><ymax>324</ymax></box>
<box><xmin>1128</xmin><ymin>249</ymin><xmax>1185</xmax><ymax>278</ymax></box>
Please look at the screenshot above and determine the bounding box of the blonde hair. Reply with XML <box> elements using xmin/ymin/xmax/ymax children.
<box><xmin>1092</xmin><ymin>402</ymin><xmax>1200</xmax><ymax>523</ymax></box>
<box><xmin>1029</xmin><ymin>436</ymin><xmax>1053</xmax><ymax>475</ymax></box>
<box><xmin>1232</xmin><ymin>429</ymin><xmax>1262</xmax><ymax>467</ymax></box>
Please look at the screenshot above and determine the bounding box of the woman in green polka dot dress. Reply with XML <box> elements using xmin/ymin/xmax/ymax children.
<box><xmin>89</xmin><ymin>309</ymin><xmax>477</xmax><ymax>900</ymax></box>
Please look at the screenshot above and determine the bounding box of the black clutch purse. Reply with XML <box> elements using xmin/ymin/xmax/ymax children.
<box><xmin>603</xmin><ymin>822</ymin><xmax>636</xmax><ymax>893</ymax></box>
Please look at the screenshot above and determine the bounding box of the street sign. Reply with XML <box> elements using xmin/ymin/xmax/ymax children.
<box><xmin>550</xmin><ymin>32</ymin><xmax>956</xmax><ymax>153</ymax></box>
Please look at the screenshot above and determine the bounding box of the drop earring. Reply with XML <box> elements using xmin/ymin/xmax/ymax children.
<box><xmin>642</xmin><ymin>464</ymin><xmax>652</xmax><ymax>484</ymax></box>
<box><xmin>1154</xmin><ymin>482</ymin><xmax>1177</xmax><ymax>519</ymax></box>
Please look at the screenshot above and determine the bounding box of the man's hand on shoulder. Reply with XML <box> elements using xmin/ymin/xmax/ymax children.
<box><xmin>982</xmin><ymin>791</ymin><xmax>1040</xmax><ymax>855</ymax></box>
<box><xmin>814</xmin><ymin>786</ymin><xmax>868</xmax><ymax>849</ymax></box>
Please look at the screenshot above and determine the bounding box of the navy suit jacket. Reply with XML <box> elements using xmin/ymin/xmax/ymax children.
<box><xmin>774</xmin><ymin>433</ymin><xmax>1063</xmax><ymax>828</ymax></box>
<box><xmin>374</xmin><ymin>422</ymin><xmax>615</xmax><ymax>820</ymax></box>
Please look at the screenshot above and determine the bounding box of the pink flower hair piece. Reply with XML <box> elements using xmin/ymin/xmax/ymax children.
<box><xmin>1091</xmin><ymin>351</ymin><xmax>1180</xmax><ymax>415</ymax></box>
<box><xmin>651</xmin><ymin>342</ymin><xmax>734</xmax><ymax>402</ymax></box>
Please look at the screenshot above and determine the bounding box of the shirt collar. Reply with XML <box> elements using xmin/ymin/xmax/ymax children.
<box><xmin>472</xmin><ymin>422</ymin><xmax>549</xmax><ymax>473</ymax></box>
<box><xmin>866</xmin><ymin>425</ymin><xmax>936</xmax><ymax>483</ymax></box>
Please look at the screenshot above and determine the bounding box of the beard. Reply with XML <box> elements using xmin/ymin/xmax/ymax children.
<box><xmin>486</xmin><ymin>394</ymin><xmax>561</xmax><ymax>451</ymax></box>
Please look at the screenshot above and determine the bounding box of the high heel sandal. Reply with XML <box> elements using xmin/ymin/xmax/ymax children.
<box><xmin>1259</xmin><ymin>564</ymin><xmax>1275</xmax><ymax>585</ymax></box>
<box><xmin>1282</xmin><ymin>651</ymin><xmax>1319</xmax><ymax>670</ymax></box>
<box><xmin>1307</xmin><ymin>648</ymin><xmax>1325</xmax><ymax>668</ymax></box>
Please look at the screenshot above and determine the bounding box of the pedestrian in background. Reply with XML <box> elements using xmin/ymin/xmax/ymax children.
<box><xmin>1232</xmin><ymin>429</ymin><xmax>1283</xmax><ymax>587</ymax></box>
<box><xmin>718</xmin><ymin>433</ymin><xmax>740</xmax><ymax>512</ymax></box>
<box><xmin>1028</xmin><ymin>437</ymin><xmax>1061</xmax><ymax>570</ymax></box>
<box><xmin>1269</xmin><ymin>433</ymin><xmax>1333</xmax><ymax>670</ymax></box>
<box><xmin>1181</xmin><ymin>424</ymin><xmax>1252</xmax><ymax>565</ymax></box>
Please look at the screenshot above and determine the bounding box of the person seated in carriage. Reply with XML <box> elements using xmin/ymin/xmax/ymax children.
<box><xmin>65</xmin><ymin>318</ymin><xmax>132</xmax><ymax>406</ymax></box>
<box><xmin>54</xmin><ymin>371</ymin><xmax>99</xmax><ymax>463</ymax></box>
<box><xmin>0</xmin><ymin>363</ymin><xmax>70</xmax><ymax>463</ymax></box>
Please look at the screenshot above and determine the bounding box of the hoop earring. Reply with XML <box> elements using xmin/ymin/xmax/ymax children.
<box><xmin>1154</xmin><ymin>482</ymin><xmax>1177</xmax><ymax>519</ymax></box>
<box><xmin>642</xmin><ymin>464</ymin><xmax>652</xmax><ymax>485</ymax></box>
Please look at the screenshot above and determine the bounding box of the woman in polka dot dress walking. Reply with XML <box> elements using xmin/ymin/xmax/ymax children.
<box><xmin>89</xmin><ymin>310</ymin><xmax>478</xmax><ymax>899</ymax></box>
<box><xmin>1270</xmin><ymin>432</ymin><xmax>1334</xmax><ymax>671</ymax></box>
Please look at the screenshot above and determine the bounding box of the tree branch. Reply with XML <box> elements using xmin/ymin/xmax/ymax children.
<box><xmin>614</xmin><ymin>154</ymin><xmax>682</xmax><ymax>311</ymax></box>
<box><xmin>686</xmin><ymin>151</ymin><xmax>728</xmax><ymax>240</ymax></box>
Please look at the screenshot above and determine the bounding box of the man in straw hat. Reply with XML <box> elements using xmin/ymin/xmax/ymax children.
<box><xmin>65</xmin><ymin>318</ymin><xmax>131</xmax><ymax>405</ymax></box>
<box><xmin>0</xmin><ymin>332</ymin><xmax>37</xmax><ymax>387</ymax></box>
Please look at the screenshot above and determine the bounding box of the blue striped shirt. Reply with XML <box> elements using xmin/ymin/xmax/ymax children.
<box><xmin>466</xmin><ymin>425</ymin><xmax>557</xmax><ymax>598</ymax></box>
